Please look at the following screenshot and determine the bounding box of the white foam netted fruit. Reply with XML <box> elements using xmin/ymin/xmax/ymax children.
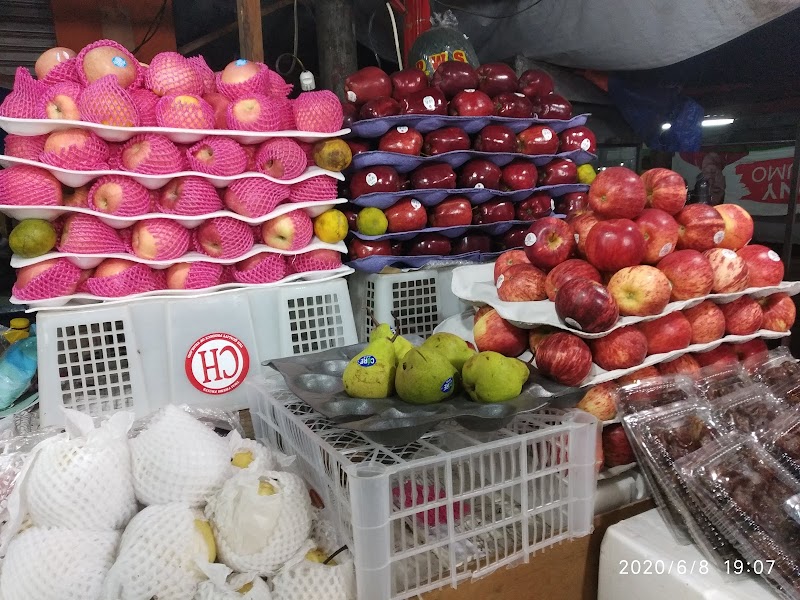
<box><xmin>206</xmin><ymin>469</ymin><xmax>313</xmax><ymax>576</ymax></box>
<box><xmin>131</xmin><ymin>405</ymin><xmax>231</xmax><ymax>506</ymax></box>
<box><xmin>272</xmin><ymin>550</ymin><xmax>356</xmax><ymax>600</ymax></box>
<box><xmin>0</xmin><ymin>526</ymin><xmax>119</xmax><ymax>600</ymax></box>
<box><xmin>194</xmin><ymin>572</ymin><xmax>273</xmax><ymax>600</ymax></box>
<box><xmin>227</xmin><ymin>430</ymin><xmax>277</xmax><ymax>473</ymax></box>
<box><xmin>25</xmin><ymin>410</ymin><xmax>136</xmax><ymax>531</ymax></box>
<box><xmin>104</xmin><ymin>503</ymin><xmax>214</xmax><ymax>600</ymax></box>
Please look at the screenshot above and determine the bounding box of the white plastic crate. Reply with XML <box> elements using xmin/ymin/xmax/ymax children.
<box><xmin>36</xmin><ymin>279</ymin><xmax>357</xmax><ymax>426</ymax></box>
<box><xmin>247</xmin><ymin>377</ymin><xmax>598</xmax><ymax>600</ymax></box>
<box><xmin>349</xmin><ymin>267</ymin><xmax>470</xmax><ymax>342</ymax></box>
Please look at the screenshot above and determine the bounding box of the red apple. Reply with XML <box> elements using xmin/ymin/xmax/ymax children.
<box><xmin>422</xmin><ymin>127</ymin><xmax>470</xmax><ymax>155</ymax></box>
<box><xmin>350</xmin><ymin>166</ymin><xmax>401</xmax><ymax>198</ymax></box>
<box><xmin>473</xmin><ymin>306</ymin><xmax>527</xmax><ymax>357</ymax></box>
<box><xmin>342</xmin><ymin>204</ymin><xmax>359</xmax><ymax>231</ymax></box>
<box><xmin>346</xmin><ymin>139</ymin><xmax>371</xmax><ymax>156</ymax></box>
<box><xmin>737</xmin><ymin>245</ymin><xmax>784</xmax><ymax>287</ymax></box>
<box><xmin>571</xmin><ymin>211</ymin><xmax>600</xmax><ymax>257</ymax></box>
<box><xmin>405</xmin><ymin>233</ymin><xmax>451</xmax><ymax>256</ymax></box>
<box><xmin>719</xmin><ymin>296</ymin><xmax>763</xmax><ymax>335</ymax></box>
<box><xmin>683</xmin><ymin>300</ymin><xmax>726</xmax><ymax>344</ymax></box>
<box><xmin>694</xmin><ymin>344</ymin><xmax>738</xmax><ymax>368</ymax></box>
<box><xmin>758</xmin><ymin>293</ymin><xmax>796</xmax><ymax>332</ymax></box>
<box><xmin>559</xmin><ymin>127</ymin><xmax>597</xmax><ymax>153</ymax></box>
<box><xmin>617</xmin><ymin>366</ymin><xmax>662</xmax><ymax>386</ymax></box>
<box><xmin>635</xmin><ymin>208</ymin><xmax>680</xmax><ymax>264</ymax></box>
<box><xmin>501</xmin><ymin>226</ymin><xmax>528</xmax><ymax>249</ymax></box>
<box><xmin>516</xmin><ymin>192</ymin><xmax>552</xmax><ymax>220</ymax></box>
<box><xmin>602</xmin><ymin>424</ymin><xmax>635</xmax><ymax>468</ymax></box>
<box><xmin>714</xmin><ymin>204</ymin><xmax>754</xmax><ymax>250</ymax></box>
<box><xmin>732</xmin><ymin>338</ymin><xmax>769</xmax><ymax>363</ymax></box>
<box><xmin>451</xmin><ymin>233</ymin><xmax>491</xmax><ymax>254</ymax></box>
<box><xmin>459</xmin><ymin>159</ymin><xmax>502</xmax><ymax>189</ymax></box>
<box><xmin>516</xmin><ymin>125</ymin><xmax>559</xmax><ymax>155</ymax></box>
<box><xmin>545</xmin><ymin>259</ymin><xmax>602</xmax><ymax>301</ymax></box>
<box><xmin>640</xmin><ymin>168</ymin><xmax>687</xmax><ymax>215</ymax></box>
<box><xmin>536</xmin><ymin>332</ymin><xmax>593</xmax><ymax>386</ymax></box>
<box><xmin>539</xmin><ymin>159</ymin><xmax>577</xmax><ymax>185</ymax></box>
<box><xmin>554</xmin><ymin>278</ymin><xmax>619</xmax><ymax>333</ymax></box>
<box><xmin>341</xmin><ymin>102</ymin><xmax>358</xmax><ymax>128</ymax></box>
<box><xmin>496</xmin><ymin>263</ymin><xmax>547</xmax><ymax>301</ymax></box>
<box><xmin>385</xmin><ymin>198</ymin><xmax>427</xmax><ymax>232</ymax></box>
<box><xmin>359</xmin><ymin>96</ymin><xmax>400</xmax><ymax>119</ymax></box>
<box><xmin>400</xmin><ymin>88</ymin><xmax>447</xmax><ymax>115</ymax></box>
<box><xmin>607</xmin><ymin>265</ymin><xmax>672</xmax><ymax>317</ymax></box>
<box><xmin>703</xmin><ymin>248</ymin><xmax>750</xmax><ymax>293</ymax></box>
<box><xmin>390</xmin><ymin>68</ymin><xmax>427</xmax><ymax>100</ymax></box>
<box><xmin>378</xmin><ymin>126</ymin><xmax>423</xmax><ymax>155</ymax></box>
<box><xmin>429</xmin><ymin>196</ymin><xmax>472</xmax><ymax>227</ymax></box>
<box><xmin>555</xmin><ymin>192</ymin><xmax>588</xmax><ymax>216</ymax></box>
<box><xmin>503</xmin><ymin>161</ymin><xmax>539</xmax><ymax>192</ymax></box>
<box><xmin>588</xmin><ymin>166</ymin><xmax>646</xmax><ymax>219</ymax></box>
<box><xmin>476</xmin><ymin>63</ymin><xmax>518</xmax><ymax>97</ymax></box>
<box><xmin>638</xmin><ymin>312</ymin><xmax>692</xmax><ymax>355</ymax></box>
<box><xmin>585</xmin><ymin>219</ymin><xmax>646</xmax><ymax>272</ymax></box>
<box><xmin>493</xmin><ymin>92</ymin><xmax>533</xmax><ymax>118</ymax></box>
<box><xmin>473</xmin><ymin>125</ymin><xmax>516</xmax><ymax>153</ymax></box>
<box><xmin>473</xmin><ymin>199</ymin><xmax>515</xmax><ymax>224</ymax></box>
<box><xmin>533</xmin><ymin>93</ymin><xmax>573</xmax><ymax>120</ymax></box>
<box><xmin>518</xmin><ymin>69</ymin><xmax>554</xmax><ymax>99</ymax></box>
<box><xmin>348</xmin><ymin>238</ymin><xmax>393</xmax><ymax>260</ymax></box>
<box><xmin>345</xmin><ymin>66</ymin><xmax>392</xmax><ymax>105</ymax></box>
<box><xmin>675</xmin><ymin>204</ymin><xmax>726</xmax><ymax>251</ymax></box>
<box><xmin>657</xmin><ymin>250</ymin><xmax>714</xmax><ymax>300</ymax></box>
<box><xmin>523</xmin><ymin>217</ymin><xmax>576</xmax><ymax>270</ymax></box>
<box><xmin>449</xmin><ymin>89</ymin><xmax>493</xmax><ymax>116</ymax></box>
<box><xmin>431</xmin><ymin>61</ymin><xmax>479</xmax><ymax>98</ymax></box>
<box><xmin>528</xmin><ymin>325</ymin><xmax>557</xmax><ymax>356</ymax></box>
<box><xmin>590</xmin><ymin>326</ymin><xmax>648</xmax><ymax>371</ymax></box>
<box><xmin>658</xmin><ymin>354</ymin><xmax>701</xmax><ymax>378</ymax></box>
<box><xmin>494</xmin><ymin>249</ymin><xmax>531</xmax><ymax>283</ymax></box>
<box><xmin>410</xmin><ymin>163</ymin><xmax>456</xmax><ymax>189</ymax></box>
<box><xmin>577</xmin><ymin>382</ymin><xmax>619</xmax><ymax>421</ymax></box>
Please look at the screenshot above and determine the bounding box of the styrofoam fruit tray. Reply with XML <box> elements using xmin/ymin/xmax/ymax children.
<box><xmin>451</xmin><ymin>262</ymin><xmax>800</xmax><ymax>338</ymax></box>
<box><xmin>434</xmin><ymin>310</ymin><xmax>790</xmax><ymax>388</ymax></box>
<box><xmin>0</xmin><ymin>198</ymin><xmax>345</xmax><ymax>230</ymax></box>
<box><xmin>0</xmin><ymin>156</ymin><xmax>343</xmax><ymax>190</ymax></box>
<box><xmin>347</xmin><ymin>249</ymin><xmax>508</xmax><ymax>273</ymax></box>
<box><xmin>11</xmin><ymin>239</ymin><xmax>347</xmax><ymax>269</ymax></box>
<box><xmin>13</xmin><ymin>265</ymin><xmax>353</xmax><ymax>310</ymax></box>
<box><xmin>0</xmin><ymin>116</ymin><xmax>351</xmax><ymax>145</ymax></box>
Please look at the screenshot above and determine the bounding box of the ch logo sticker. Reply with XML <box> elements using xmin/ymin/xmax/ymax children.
<box><xmin>185</xmin><ymin>333</ymin><xmax>250</xmax><ymax>395</ymax></box>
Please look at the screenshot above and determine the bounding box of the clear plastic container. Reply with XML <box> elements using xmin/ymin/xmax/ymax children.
<box><xmin>695</xmin><ymin>363</ymin><xmax>754</xmax><ymax>402</ymax></box>
<box><xmin>765</xmin><ymin>411</ymin><xmax>800</xmax><ymax>481</ymax></box>
<box><xmin>749</xmin><ymin>348</ymin><xmax>800</xmax><ymax>391</ymax></box>
<box><xmin>712</xmin><ymin>384</ymin><xmax>785</xmax><ymax>438</ymax></box>
<box><xmin>0</xmin><ymin>337</ymin><xmax>38</xmax><ymax>410</ymax></box>
<box><xmin>616</xmin><ymin>374</ymin><xmax>697</xmax><ymax>417</ymax></box>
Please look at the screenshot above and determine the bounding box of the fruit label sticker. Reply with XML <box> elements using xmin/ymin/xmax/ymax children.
<box><xmin>550</xmin><ymin>199</ymin><xmax>555</xmax><ymax>212</ymax></box>
<box><xmin>515</xmin><ymin>92</ymin><xmax>526</xmax><ymax>98</ymax></box>
<box><xmin>721</xmin><ymin>249</ymin><xmax>737</xmax><ymax>259</ymax></box>
<box><xmin>112</xmin><ymin>56</ymin><xmax>128</xmax><ymax>68</ymax></box>
<box><xmin>474</xmin><ymin>183</ymin><xmax>485</xmax><ymax>189</ymax></box>
<box><xmin>441</xmin><ymin>377</ymin><xmax>453</xmax><ymax>393</ymax></box>
<box><xmin>564</xmin><ymin>317</ymin><xmax>582</xmax><ymax>330</ymax></box>
<box><xmin>397</xmin><ymin>126</ymin><xmax>409</xmax><ymax>133</ymax></box>
<box><xmin>496</xmin><ymin>274</ymin><xmax>505</xmax><ymax>289</ymax></box>
<box><xmin>659</xmin><ymin>243</ymin><xmax>673</xmax><ymax>258</ymax></box>
<box><xmin>235</xmin><ymin>59</ymin><xmax>249</xmax><ymax>66</ymax></box>
<box><xmin>574</xmin><ymin>233</ymin><xmax>580</xmax><ymax>244</ymax></box>
<box><xmin>365</xmin><ymin>173</ymin><xmax>378</xmax><ymax>186</ymax></box>
<box><xmin>713</xmin><ymin>231</ymin><xmax>725</xmax><ymax>245</ymax></box>
<box><xmin>423</xmin><ymin>96</ymin><xmax>436</xmax><ymax>111</ymax></box>
<box><xmin>411</xmin><ymin>199</ymin><xmax>422</xmax><ymax>209</ymax></box>
<box><xmin>542</xmin><ymin>129</ymin><xmax>553</xmax><ymax>141</ymax></box>
<box><xmin>346</xmin><ymin>90</ymin><xmax>357</xmax><ymax>103</ymax></box>
<box><xmin>581</xmin><ymin>138</ymin><xmax>592</xmax><ymax>151</ymax></box>
<box><xmin>465</xmin><ymin>88</ymin><xmax>476</xmax><ymax>93</ymax></box>
<box><xmin>185</xmin><ymin>333</ymin><xmax>250</xmax><ymax>395</ymax></box>
<box><xmin>358</xmin><ymin>355</ymin><xmax>377</xmax><ymax>367</ymax></box>
<box><xmin>525</xmin><ymin>233</ymin><xmax>537</xmax><ymax>246</ymax></box>
<box><xmin>769</xmin><ymin>250</ymin><xmax>781</xmax><ymax>262</ymax></box>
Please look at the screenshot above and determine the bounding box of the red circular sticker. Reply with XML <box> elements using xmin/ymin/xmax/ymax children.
<box><xmin>185</xmin><ymin>333</ymin><xmax>250</xmax><ymax>395</ymax></box>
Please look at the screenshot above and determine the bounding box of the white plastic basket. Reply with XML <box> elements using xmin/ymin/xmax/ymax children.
<box><xmin>247</xmin><ymin>377</ymin><xmax>597</xmax><ymax>600</ymax></box>
<box><xmin>348</xmin><ymin>267</ymin><xmax>470</xmax><ymax>342</ymax></box>
<box><xmin>36</xmin><ymin>279</ymin><xmax>357</xmax><ymax>426</ymax></box>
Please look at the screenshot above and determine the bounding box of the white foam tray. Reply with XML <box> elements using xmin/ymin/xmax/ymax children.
<box><xmin>0</xmin><ymin>116</ymin><xmax>351</xmax><ymax>145</ymax></box>
<box><xmin>451</xmin><ymin>262</ymin><xmax>800</xmax><ymax>339</ymax></box>
<box><xmin>0</xmin><ymin>198</ymin><xmax>345</xmax><ymax>229</ymax></box>
<box><xmin>434</xmin><ymin>311</ymin><xmax>790</xmax><ymax>388</ymax></box>
<box><xmin>0</xmin><ymin>155</ymin><xmax>343</xmax><ymax>190</ymax></box>
<box><xmin>12</xmin><ymin>265</ymin><xmax>354</xmax><ymax>310</ymax></box>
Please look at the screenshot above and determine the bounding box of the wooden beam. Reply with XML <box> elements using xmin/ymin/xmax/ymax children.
<box><xmin>237</xmin><ymin>0</ymin><xmax>264</xmax><ymax>62</ymax></box>
<box><xmin>314</xmin><ymin>0</ymin><xmax>357</xmax><ymax>99</ymax></box>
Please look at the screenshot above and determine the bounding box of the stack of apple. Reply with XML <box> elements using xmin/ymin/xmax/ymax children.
<box><xmin>472</xmin><ymin>165</ymin><xmax>797</xmax><ymax>387</ymax></box>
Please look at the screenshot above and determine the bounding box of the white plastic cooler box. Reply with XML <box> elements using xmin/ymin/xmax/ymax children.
<box><xmin>35</xmin><ymin>279</ymin><xmax>358</xmax><ymax>425</ymax></box>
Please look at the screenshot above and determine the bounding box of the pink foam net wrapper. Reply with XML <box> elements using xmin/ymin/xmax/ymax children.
<box><xmin>169</xmin><ymin>261</ymin><xmax>224</xmax><ymax>289</ymax></box>
<box><xmin>262</xmin><ymin>209</ymin><xmax>313</xmax><ymax>251</ymax></box>
<box><xmin>39</xmin><ymin>130</ymin><xmax>109</xmax><ymax>170</ymax></box>
<box><xmin>119</xmin><ymin>134</ymin><xmax>185</xmax><ymax>174</ymax></box>
<box><xmin>215</xmin><ymin>61</ymin><xmax>269</xmax><ymax>100</ymax></box>
<box><xmin>289</xmin><ymin>175</ymin><xmax>338</xmax><ymax>203</ymax></box>
<box><xmin>13</xmin><ymin>258</ymin><xmax>83</xmax><ymax>301</ymax></box>
<box><xmin>58</xmin><ymin>214</ymin><xmax>126</xmax><ymax>253</ymax></box>
<box><xmin>186</xmin><ymin>137</ymin><xmax>247</xmax><ymax>176</ymax></box>
<box><xmin>274</xmin><ymin>97</ymin><xmax>296</xmax><ymax>130</ymax></box>
<box><xmin>132</xmin><ymin>219</ymin><xmax>191</xmax><ymax>260</ymax></box>
<box><xmin>156</xmin><ymin>94</ymin><xmax>214</xmax><ymax>129</ymax></box>
<box><xmin>241</xmin><ymin>144</ymin><xmax>258</xmax><ymax>171</ymax></box>
<box><xmin>78</xmin><ymin>74</ymin><xmax>140</xmax><ymax>127</ymax></box>
<box><xmin>42</xmin><ymin>57</ymin><xmax>79</xmax><ymax>85</ymax></box>
<box><xmin>0</xmin><ymin>67</ymin><xmax>47</xmax><ymax>118</ymax></box>
<box><xmin>88</xmin><ymin>175</ymin><xmax>152</xmax><ymax>216</ymax></box>
<box><xmin>265</xmin><ymin>69</ymin><xmax>293</xmax><ymax>98</ymax></box>
<box><xmin>85</xmin><ymin>262</ymin><xmax>159</xmax><ymax>297</ymax></box>
<box><xmin>144</xmin><ymin>52</ymin><xmax>203</xmax><ymax>97</ymax></box>
<box><xmin>254</xmin><ymin>138</ymin><xmax>306</xmax><ymax>180</ymax></box>
<box><xmin>187</xmin><ymin>56</ymin><xmax>216</xmax><ymax>95</ymax></box>
<box><xmin>298</xmin><ymin>141</ymin><xmax>315</xmax><ymax>167</ymax></box>
<box><xmin>225</xmin><ymin>94</ymin><xmax>284</xmax><ymax>132</ymax></box>
<box><xmin>292</xmin><ymin>90</ymin><xmax>343</xmax><ymax>133</ymax></box>
<box><xmin>193</xmin><ymin>217</ymin><xmax>254</xmax><ymax>259</ymax></box>
<box><xmin>233</xmin><ymin>253</ymin><xmax>287</xmax><ymax>284</ymax></box>
<box><xmin>287</xmin><ymin>249</ymin><xmax>343</xmax><ymax>274</ymax></box>
<box><xmin>151</xmin><ymin>268</ymin><xmax>167</xmax><ymax>290</ymax></box>
<box><xmin>0</xmin><ymin>165</ymin><xmax>63</xmax><ymax>206</ymax></box>
<box><xmin>3</xmin><ymin>134</ymin><xmax>47</xmax><ymax>160</ymax></box>
<box><xmin>129</xmin><ymin>88</ymin><xmax>159</xmax><ymax>126</ymax></box>
<box><xmin>38</xmin><ymin>81</ymin><xmax>83</xmax><ymax>120</ymax></box>
<box><xmin>220</xmin><ymin>264</ymin><xmax>237</xmax><ymax>284</ymax></box>
<box><xmin>223</xmin><ymin>178</ymin><xmax>288</xmax><ymax>218</ymax></box>
<box><xmin>156</xmin><ymin>176</ymin><xmax>223</xmax><ymax>215</ymax></box>
<box><xmin>106</xmin><ymin>143</ymin><xmax>124</xmax><ymax>169</ymax></box>
<box><xmin>75</xmin><ymin>39</ymin><xmax>143</xmax><ymax>89</ymax></box>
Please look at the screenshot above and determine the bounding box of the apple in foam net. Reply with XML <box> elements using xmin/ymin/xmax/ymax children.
<box><xmin>63</xmin><ymin>185</ymin><xmax>90</xmax><ymax>208</ymax></box>
<box><xmin>261</xmin><ymin>211</ymin><xmax>310</xmax><ymax>251</ymax></box>
<box><xmin>378</xmin><ymin>126</ymin><xmax>423</xmax><ymax>155</ymax></box>
<box><xmin>544</xmin><ymin>259</ymin><xmax>601</xmax><ymax>302</ymax></box>
<box><xmin>429</xmin><ymin>196</ymin><xmax>472</xmax><ymax>227</ymax></box>
<box><xmin>656</xmin><ymin>249</ymin><xmax>714</xmax><ymax>300</ymax></box>
<box><xmin>714</xmin><ymin>204</ymin><xmax>753</xmax><ymax>250</ymax></box>
<box><xmin>588</xmin><ymin>167</ymin><xmax>646</xmax><ymax>220</ymax></box>
<box><xmin>516</xmin><ymin>193</ymin><xmax>552</xmax><ymax>220</ymax></box>
<box><xmin>81</xmin><ymin>44</ymin><xmax>137</xmax><ymax>87</ymax></box>
<box><xmin>703</xmin><ymin>248</ymin><xmax>750</xmax><ymax>293</ymax></box>
<box><xmin>473</xmin><ymin>125</ymin><xmax>517</xmax><ymax>153</ymax></box>
<box><xmin>638</xmin><ymin>311</ymin><xmax>693</xmax><ymax>355</ymax></box>
<box><xmin>516</xmin><ymin>125</ymin><xmax>559</xmax><ymax>155</ymax></box>
<box><xmin>675</xmin><ymin>204</ymin><xmax>725</xmax><ymax>251</ymax></box>
<box><xmin>585</xmin><ymin>219</ymin><xmax>645</xmax><ymax>272</ymax></box>
<box><xmin>523</xmin><ymin>217</ymin><xmax>576</xmax><ymax>271</ymax></box>
<box><xmin>229</xmin><ymin>97</ymin><xmax>267</xmax><ymax>128</ymax></box>
<box><xmin>758</xmin><ymin>293</ymin><xmax>796</xmax><ymax>332</ymax></box>
<box><xmin>121</xmin><ymin>137</ymin><xmax>154</xmax><ymax>171</ymax></box>
<box><xmin>640</xmin><ymin>168</ymin><xmax>687</xmax><ymax>215</ymax></box>
<box><xmin>590</xmin><ymin>326</ymin><xmax>648</xmax><ymax>371</ymax></box>
<box><xmin>683</xmin><ymin>300</ymin><xmax>726</xmax><ymax>344</ymax></box>
<box><xmin>554</xmin><ymin>278</ymin><xmax>619</xmax><ymax>333</ymax></box>
<box><xmin>91</xmin><ymin>180</ymin><xmax>126</xmax><ymax>214</ymax></box>
<box><xmin>503</xmin><ymin>162</ymin><xmax>539</xmax><ymax>192</ymax></box>
<box><xmin>166</xmin><ymin>263</ymin><xmax>192</xmax><ymax>289</ymax></box>
<box><xmin>635</xmin><ymin>208</ymin><xmax>679</xmax><ymax>264</ymax></box>
<box><xmin>384</xmin><ymin>198</ymin><xmax>427</xmax><ymax>233</ymax></box>
<box><xmin>536</xmin><ymin>332</ymin><xmax>593</xmax><ymax>387</ymax></box>
<box><xmin>694</xmin><ymin>344</ymin><xmax>739</xmax><ymax>368</ymax></box>
<box><xmin>577</xmin><ymin>382</ymin><xmax>619</xmax><ymax>421</ymax></box>
<box><xmin>449</xmin><ymin>89</ymin><xmax>494</xmax><ymax>116</ymax></box>
<box><xmin>344</xmin><ymin>66</ymin><xmax>392</xmax><ymax>105</ymax></box>
<box><xmin>220</xmin><ymin>59</ymin><xmax>262</xmax><ymax>85</ymax></box>
<box><xmin>496</xmin><ymin>264</ymin><xmax>547</xmax><ymax>302</ymax></box>
<box><xmin>45</xmin><ymin>91</ymin><xmax>80</xmax><ymax>120</ymax></box>
<box><xmin>473</xmin><ymin>306</ymin><xmax>528</xmax><ymax>357</ymax></box>
<box><xmin>35</xmin><ymin>47</ymin><xmax>76</xmax><ymax>79</ymax></box>
<box><xmin>15</xmin><ymin>259</ymin><xmax>72</xmax><ymax>292</ymax></box>
<box><xmin>422</xmin><ymin>127</ymin><xmax>470</xmax><ymax>155</ymax></box>
<box><xmin>93</xmin><ymin>258</ymin><xmax>139</xmax><ymax>279</ymax></box>
<box><xmin>719</xmin><ymin>296</ymin><xmax>763</xmax><ymax>336</ymax></box>
<box><xmin>494</xmin><ymin>249</ymin><xmax>531</xmax><ymax>283</ymax></box>
<box><xmin>607</xmin><ymin>265</ymin><xmax>672</xmax><ymax>317</ymax></box>
<box><xmin>204</xmin><ymin>92</ymin><xmax>230</xmax><ymax>129</ymax></box>
<box><xmin>659</xmin><ymin>354</ymin><xmax>701</xmax><ymax>378</ymax></box>
<box><xmin>737</xmin><ymin>244</ymin><xmax>784</xmax><ymax>287</ymax></box>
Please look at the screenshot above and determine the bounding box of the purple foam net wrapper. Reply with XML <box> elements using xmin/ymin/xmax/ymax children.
<box><xmin>347</xmin><ymin>250</ymin><xmax>508</xmax><ymax>274</ymax></box>
<box><xmin>351</xmin><ymin>148</ymin><xmax>596</xmax><ymax>173</ymax></box>
<box><xmin>351</xmin><ymin>220</ymin><xmax>533</xmax><ymax>242</ymax></box>
<box><xmin>349</xmin><ymin>114</ymin><xmax>589</xmax><ymax>138</ymax></box>
<box><xmin>350</xmin><ymin>183</ymin><xmax>589</xmax><ymax>209</ymax></box>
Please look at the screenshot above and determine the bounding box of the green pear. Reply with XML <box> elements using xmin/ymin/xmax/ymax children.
<box><xmin>393</xmin><ymin>335</ymin><xmax>414</xmax><ymax>360</ymax></box>
<box><xmin>395</xmin><ymin>347</ymin><xmax>457</xmax><ymax>405</ymax></box>
<box><xmin>421</xmin><ymin>332</ymin><xmax>476</xmax><ymax>371</ymax></box>
<box><xmin>370</xmin><ymin>323</ymin><xmax>413</xmax><ymax>360</ymax></box>
<box><xmin>462</xmin><ymin>351</ymin><xmax>530</xmax><ymax>403</ymax></box>
<box><xmin>343</xmin><ymin>338</ymin><xmax>397</xmax><ymax>398</ymax></box>
<box><xmin>369</xmin><ymin>323</ymin><xmax>395</xmax><ymax>343</ymax></box>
